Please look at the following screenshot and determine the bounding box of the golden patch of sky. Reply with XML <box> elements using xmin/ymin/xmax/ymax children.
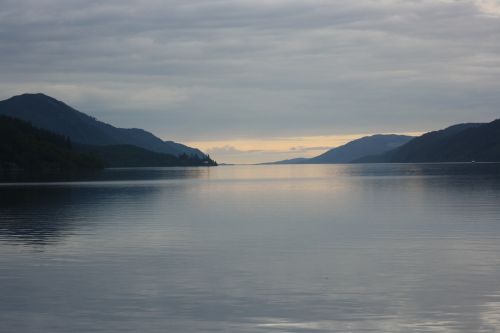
<box><xmin>475</xmin><ymin>0</ymin><xmax>500</xmax><ymax>16</ymax></box>
<box><xmin>186</xmin><ymin>132</ymin><xmax>422</xmax><ymax>164</ymax></box>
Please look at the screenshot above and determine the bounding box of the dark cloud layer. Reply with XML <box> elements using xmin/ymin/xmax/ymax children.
<box><xmin>1</xmin><ymin>0</ymin><xmax>499</xmax><ymax>141</ymax></box>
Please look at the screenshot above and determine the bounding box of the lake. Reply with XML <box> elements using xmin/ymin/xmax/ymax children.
<box><xmin>1</xmin><ymin>164</ymin><xmax>500</xmax><ymax>332</ymax></box>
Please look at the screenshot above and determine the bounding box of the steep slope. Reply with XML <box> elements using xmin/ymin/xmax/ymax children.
<box><xmin>0</xmin><ymin>93</ymin><xmax>204</xmax><ymax>157</ymax></box>
<box><xmin>309</xmin><ymin>134</ymin><xmax>414</xmax><ymax>163</ymax></box>
<box><xmin>270</xmin><ymin>157</ymin><xmax>309</xmax><ymax>165</ymax></box>
<box><xmin>358</xmin><ymin>121</ymin><xmax>500</xmax><ymax>163</ymax></box>
<box><xmin>0</xmin><ymin>115</ymin><xmax>102</xmax><ymax>175</ymax></box>
<box><xmin>76</xmin><ymin>144</ymin><xmax>217</xmax><ymax>168</ymax></box>
<box><xmin>269</xmin><ymin>134</ymin><xmax>413</xmax><ymax>164</ymax></box>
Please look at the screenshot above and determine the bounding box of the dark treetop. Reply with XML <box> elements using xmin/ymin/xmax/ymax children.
<box><xmin>0</xmin><ymin>115</ymin><xmax>102</xmax><ymax>176</ymax></box>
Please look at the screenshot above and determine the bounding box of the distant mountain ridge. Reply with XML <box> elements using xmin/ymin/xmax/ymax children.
<box><xmin>357</xmin><ymin>120</ymin><xmax>500</xmax><ymax>163</ymax></box>
<box><xmin>270</xmin><ymin>134</ymin><xmax>414</xmax><ymax>164</ymax></box>
<box><xmin>308</xmin><ymin>134</ymin><xmax>414</xmax><ymax>163</ymax></box>
<box><xmin>0</xmin><ymin>93</ymin><xmax>204</xmax><ymax>157</ymax></box>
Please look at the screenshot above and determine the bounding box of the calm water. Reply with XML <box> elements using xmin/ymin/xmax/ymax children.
<box><xmin>1</xmin><ymin>164</ymin><xmax>500</xmax><ymax>333</ymax></box>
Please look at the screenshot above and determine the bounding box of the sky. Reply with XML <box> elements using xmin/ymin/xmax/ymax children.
<box><xmin>1</xmin><ymin>0</ymin><xmax>499</xmax><ymax>163</ymax></box>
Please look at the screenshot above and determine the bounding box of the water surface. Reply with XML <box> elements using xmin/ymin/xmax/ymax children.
<box><xmin>1</xmin><ymin>164</ymin><xmax>500</xmax><ymax>332</ymax></box>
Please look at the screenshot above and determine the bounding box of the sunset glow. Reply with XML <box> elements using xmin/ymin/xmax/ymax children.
<box><xmin>186</xmin><ymin>132</ymin><xmax>423</xmax><ymax>164</ymax></box>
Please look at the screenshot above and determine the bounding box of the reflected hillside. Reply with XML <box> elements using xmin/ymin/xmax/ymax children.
<box><xmin>94</xmin><ymin>167</ymin><xmax>212</xmax><ymax>182</ymax></box>
<box><xmin>0</xmin><ymin>186</ymin><xmax>77</xmax><ymax>245</ymax></box>
<box><xmin>0</xmin><ymin>186</ymin><xmax>162</xmax><ymax>246</ymax></box>
<box><xmin>0</xmin><ymin>167</ymin><xmax>210</xmax><ymax>246</ymax></box>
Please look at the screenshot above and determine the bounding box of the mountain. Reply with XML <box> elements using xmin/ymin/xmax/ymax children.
<box><xmin>0</xmin><ymin>115</ymin><xmax>102</xmax><ymax>177</ymax></box>
<box><xmin>269</xmin><ymin>134</ymin><xmax>414</xmax><ymax>164</ymax></box>
<box><xmin>357</xmin><ymin>120</ymin><xmax>500</xmax><ymax>163</ymax></box>
<box><xmin>0</xmin><ymin>93</ymin><xmax>204</xmax><ymax>157</ymax></box>
<box><xmin>0</xmin><ymin>114</ymin><xmax>216</xmax><ymax>178</ymax></box>
<box><xmin>76</xmin><ymin>144</ymin><xmax>217</xmax><ymax>168</ymax></box>
<box><xmin>308</xmin><ymin>134</ymin><xmax>414</xmax><ymax>163</ymax></box>
<box><xmin>271</xmin><ymin>157</ymin><xmax>309</xmax><ymax>164</ymax></box>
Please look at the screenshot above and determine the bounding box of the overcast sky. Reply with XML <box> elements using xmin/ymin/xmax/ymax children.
<box><xmin>1</xmin><ymin>0</ymin><xmax>499</xmax><ymax>163</ymax></box>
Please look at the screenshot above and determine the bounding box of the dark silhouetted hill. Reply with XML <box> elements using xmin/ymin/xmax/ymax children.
<box><xmin>269</xmin><ymin>157</ymin><xmax>309</xmax><ymax>164</ymax></box>
<box><xmin>0</xmin><ymin>93</ymin><xmax>205</xmax><ymax>157</ymax></box>
<box><xmin>357</xmin><ymin>120</ymin><xmax>500</xmax><ymax>162</ymax></box>
<box><xmin>0</xmin><ymin>115</ymin><xmax>103</xmax><ymax>176</ymax></box>
<box><xmin>308</xmin><ymin>134</ymin><xmax>414</xmax><ymax>163</ymax></box>
<box><xmin>76</xmin><ymin>144</ymin><xmax>217</xmax><ymax>168</ymax></box>
<box><xmin>269</xmin><ymin>134</ymin><xmax>413</xmax><ymax>164</ymax></box>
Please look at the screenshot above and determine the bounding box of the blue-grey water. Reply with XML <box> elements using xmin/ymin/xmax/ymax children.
<box><xmin>1</xmin><ymin>164</ymin><xmax>500</xmax><ymax>333</ymax></box>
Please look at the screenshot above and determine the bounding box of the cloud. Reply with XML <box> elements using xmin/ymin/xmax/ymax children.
<box><xmin>475</xmin><ymin>0</ymin><xmax>500</xmax><ymax>16</ymax></box>
<box><xmin>0</xmin><ymin>0</ymin><xmax>499</xmax><ymax>143</ymax></box>
<box><xmin>206</xmin><ymin>145</ymin><xmax>265</xmax><ymax>154</ymax></box>
<box><xmin>289</xmin><ymin>146</ymin><xmax>332</xmax><ymax>153</ymax></box>
<box><xmin>208</xmin><ymin>144</ymin><xmax>330</xmax><ymax>156</ymax></box>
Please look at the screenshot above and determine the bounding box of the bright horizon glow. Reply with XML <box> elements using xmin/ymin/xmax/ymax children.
<box><xmin>185</xmin><ymin>132</ymin><xmax>423</xmax><ymax>164</ymax></box>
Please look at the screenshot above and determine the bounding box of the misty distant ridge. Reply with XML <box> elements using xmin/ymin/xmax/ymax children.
<box><xmin>269</xmin><ymin>120</ymin><xmax>500</xmax><ymax>164</ymax></box>
<box><xmin>270</xmin><ymin>134</ymin><xmax>414</xmax><ymax>164</ymax></box>
<box><xmin>0</xmin><ymin>93</ymin><xmax>205</xmax><ymax>158</ymax></box>
<box><xmin>309</xmin><ymin>134</ymin><xmax>413</xmax><ymax>164</ymax></box>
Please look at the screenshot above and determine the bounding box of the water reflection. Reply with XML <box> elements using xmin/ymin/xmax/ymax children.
<box><xmin>94</xmin><ymin>167</ymin><xmax>212</xmax><ymax>182</ymax></box>
<box><xmin>1</xmin><ymin>164</ymin><xmax>500</xmax><ymax>332</ymax></box>
<box><xmin>0</xmin><ymin>186</ymin><xmax>76</xmax><ymax>244</ymax></box>
<box><xmin>0</xmin><ymin>167</ymin><xmax>210</xmax><ymax>245</ymax></box>
<box><xmin>0</xmin><ymin>186</ymin><xmax>163</xmax><ymax>246</ymax></box>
